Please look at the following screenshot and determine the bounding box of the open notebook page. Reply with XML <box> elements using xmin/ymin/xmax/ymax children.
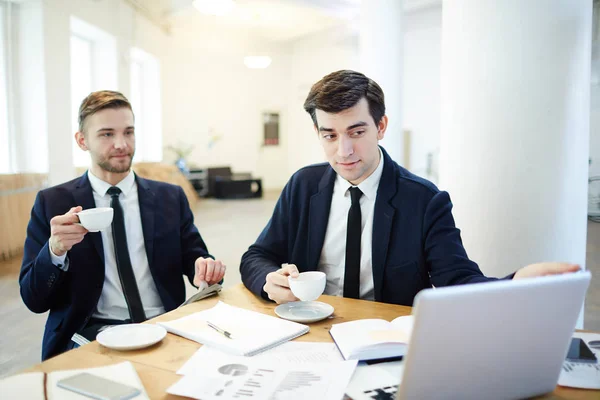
<box><xmin>158</xmin><ymin>301</ymin><xmax>309</xmax><ymax>356</ymax></box>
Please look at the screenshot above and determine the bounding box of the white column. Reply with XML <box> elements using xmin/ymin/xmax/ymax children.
<box><xmin>439</xmin><ymin>0</ymin><xmax>591</xmax><ymax>281</ymax></box>
<box><xmin>360</xmin><ymin>0</ymin><xmax>404</xmax><ymax>163</ymax></box>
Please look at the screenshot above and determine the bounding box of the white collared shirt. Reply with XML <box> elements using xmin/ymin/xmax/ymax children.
<box><xmin>85</xmin><ymin>171</ymin><xmax>165</xmax><ymax>320</ymax></box>
<box><xmin>318</xmin><ymin>148</ymin><xmax>384</xmax><ymax>300</ymax></box>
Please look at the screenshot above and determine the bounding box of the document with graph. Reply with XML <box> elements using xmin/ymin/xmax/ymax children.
<box><xmin>167</xmin><ymin>359</ymin><xmax>357</xmax><ymax>400</ymax></box>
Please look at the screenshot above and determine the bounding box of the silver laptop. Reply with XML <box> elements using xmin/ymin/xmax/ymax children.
<box><xmin>397</xmin><ymin>271</ymin><xmax>591</xmax><ymax>400</ymax></box>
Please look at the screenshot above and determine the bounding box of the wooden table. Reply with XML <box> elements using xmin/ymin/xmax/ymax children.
<box><xmin>25</xmin><ymin>284</ymin><xmax>597</xmax><ymax>399</ymax></box>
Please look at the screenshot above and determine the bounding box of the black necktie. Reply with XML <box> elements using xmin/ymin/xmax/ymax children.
<box><xmin>107</xmin><ymin>186</ymin><xmax>146</xmax><ymax>323</ymax></box>
<box><xmin>344</xmin><ymin>187</ymin><xmax>363</xmax><ymax>299</ymax></box>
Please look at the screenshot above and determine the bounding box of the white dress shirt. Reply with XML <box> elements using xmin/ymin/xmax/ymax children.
<box><xmin>52</xmin><ymin>171</ymin><xmax>165</xmax><ymax>320</ymax></box>
<box><xmin>318</xmin><ymin>148</ymin><xmax>384</xmax><ymax>300</ymax></box>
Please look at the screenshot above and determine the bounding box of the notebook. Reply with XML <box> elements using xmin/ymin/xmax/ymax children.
<box><xmin>157</xmin><ymin>301</ymin><xmax>310</xmax><ymax>356</ymax></box>
<box><xmin>329</xmin><ymin>315</ymin><xmax>414</xmax><ymax>361</ymax></box>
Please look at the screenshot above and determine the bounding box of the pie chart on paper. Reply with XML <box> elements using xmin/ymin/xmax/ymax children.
<box><xmin>217</xmin><ymin>364</ymin><xmax>249</xmax><ymax>377</ymax></box>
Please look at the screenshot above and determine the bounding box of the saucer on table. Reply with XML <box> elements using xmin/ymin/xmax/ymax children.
<box><xmin>96</xmin><ymin>324</ymin><xmax>167</xmax><ymax>351</ymax></box>
<box><xmin>274</xmin><ymin>301</ymin><xmax>334</xmax><ymax>323</ymax></box>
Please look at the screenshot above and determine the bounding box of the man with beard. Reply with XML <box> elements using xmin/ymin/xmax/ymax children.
<box><xmin>20</xmin><ymin>91</ymin><xmax>225</xmax><ymax>360</ymax></box>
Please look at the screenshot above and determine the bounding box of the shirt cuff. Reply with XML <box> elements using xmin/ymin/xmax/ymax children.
<box><xmin>49</xmin><ymin>245</ymin><xmax>69</xmax><ymax>271</ymax></box>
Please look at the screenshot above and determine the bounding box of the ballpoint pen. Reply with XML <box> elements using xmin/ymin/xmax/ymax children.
<box><xmin>206</xmin><ymin>320</ymin><xmax>234</xmax><ymax>339</ymax></box>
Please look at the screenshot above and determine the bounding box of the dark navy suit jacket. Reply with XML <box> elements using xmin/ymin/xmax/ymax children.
<box><xmin>241</xmin><ymin>147</ymin><xmax>499</xmax><ymax>305</ymax></box>
<box><xmin>20</xmin><ymin>173</ymin><xmax>212</xmax><ymax>360</ymax></box>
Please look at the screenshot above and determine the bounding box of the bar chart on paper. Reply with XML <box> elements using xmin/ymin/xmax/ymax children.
<box><xmin>233</xmin><ymin>368</ymin><xmax>327</xmax><ymax>399</ymax></box>
<box><xmin>168</xmin><ymin>358</ymin><xmax>357</xmax><ymax>400</ymax></box>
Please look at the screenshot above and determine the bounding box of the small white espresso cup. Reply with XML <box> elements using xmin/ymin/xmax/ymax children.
<box><xmin>288</xmin><ymin>271</ymin><xmax>326</xmax><ymax>301</ymax></box>
<box><xmin>76</xmin><ymin>207</ymin><xmax>114</xmax><ymax>232</ymax></box>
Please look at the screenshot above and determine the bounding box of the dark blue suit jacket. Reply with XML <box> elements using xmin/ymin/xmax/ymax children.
<box><xmin>241</xmin><ymin>147</ymin><xmax>498</xmax><ymax>305</ymax></box>
<box><xmin>20</xmin><ymin>173</ymin><xmax>212</xmax><ymax>360</ymax></box>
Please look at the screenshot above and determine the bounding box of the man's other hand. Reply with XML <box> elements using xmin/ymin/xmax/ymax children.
<box><xmin>194</xmin><ymin>257</ymin><xmax>226</xmax><ymax>286</ymax></box>
<box><xmin>513</xmin><ymin>262</ymin><xmax>581</xmax><ymax>280</ymax></box>
<box><xmin>263</xmin><ymin>263</ymin><xmax>300</xmax><ymax>304</ymax></box>
<box><xmin>49</xmin><ymin>206</ymin><xmax>88</xmax><ymax>257</ymax></box>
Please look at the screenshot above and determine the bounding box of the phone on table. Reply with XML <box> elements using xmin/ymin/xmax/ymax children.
<box><xmin>565</xmin><ymin>338</ymin><xmax>598</xmax><ymax>364</ymax></box>
<box><xmin>57</xmin><ymin>372</ymin><xmax>141</xmax><ymax>400</ymax></box>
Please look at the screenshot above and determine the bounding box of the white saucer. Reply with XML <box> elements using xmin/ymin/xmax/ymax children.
<box><xmin>96</xmin><ymin>324</ymin><xmax>167</xmax><ymax>351</ymax></box>
<box><xmin>275</xmin><ymin>301</ymin><xmax>334</xmax><ymax>323</ymax></box>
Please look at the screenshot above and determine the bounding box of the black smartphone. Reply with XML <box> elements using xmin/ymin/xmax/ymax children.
<box><xmin>566</xmin><ymin>338</ymin><xmax>598</xmax><ymax>364</ymax></box>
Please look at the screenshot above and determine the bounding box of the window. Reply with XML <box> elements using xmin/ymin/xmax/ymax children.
<box><xmin>129</xmin><ymin>47</ymin><xmax>162</xmax><ymax>162</ymax></box>
<box><xmin>0</xmin><ymin>1</ymin><xmax>14</xmax><ymax>173</ymax></box>
<box><xmin>70</xmin><ymin>16</ymin><xmax>117</xmax><ymax>168</ymax></box>
<box><xmin>70</xmin><ymin>34</ymin><xmax>93</xmax><ymax>168</ymax></box>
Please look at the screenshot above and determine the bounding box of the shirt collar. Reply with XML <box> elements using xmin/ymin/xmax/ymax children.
<box><xmin>87</xmin><ymin>170</ymin><xmax>136</xmax><ymax>197</ymax></box>
<box><xmin>335</xmin><ymin>147</ymin><xmax>384</xmax><ymax>201</ymax></box>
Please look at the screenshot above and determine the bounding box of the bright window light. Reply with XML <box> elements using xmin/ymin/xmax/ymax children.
<box><xmin>193</xmin><ymin>0</ymin><xmax>235</xmax><ymax>16</ymax></box>
<box><xmin>70</xmin><ymin>16</ymin><xmax>118</xmax><ymax>168</ymax></box>
<box><xmin>243</xmin><ymin>56</ymin><xmax>272</xmax><ymax>69</ymax></box>
<box><xmin>130</xmin><ymin>47</ymin><xmax>162</xmax><ymax>162</ymax></box>
<box><xmin>0</xmin><ymin>4</ymin><xmax>11</xmax><ymax>173</ymax></box>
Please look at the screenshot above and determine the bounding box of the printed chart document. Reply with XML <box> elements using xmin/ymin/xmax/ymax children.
<box><xmin>157</xmin><ymin>301</ymin><xmax>309</xmax><ymax>356</ymax></box>
<box><xmin>330</xmin><ymin>315</ymin><xmax>413</xmax><ymax>361</ymax></box>
<box><xmin>558</xmin><ymin>332</ymin><xmax>600</xmax><ymax>390</ymax></box>
<box><xmin>177</xmin><ymin>342</ymin><xmax>343</xmax><ymax>376</ymax></box>
<box><xmin>168</xmin><ymin>359</ymin><xmax>358</xmax><ymax>400</ymax></box>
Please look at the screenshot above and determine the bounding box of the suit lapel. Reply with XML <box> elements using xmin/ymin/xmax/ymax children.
<box><xmin>307</xmin><ymin>168</ymin><xmax>336</xmax><ymax>271</ymax></box>
<box><xmin>136</xmin><ymin>175</ymin><xmax>155</xmax><ymax>269</ymax></box>
<box><xmin>72</xmin><ymin>173</ymin><xmax>104</xmax><ymax>263</ymax></box>
<box><xmin>372</xmin><ymin>147</ymin><xmax>397</xmax><ymax>301</ymax></box>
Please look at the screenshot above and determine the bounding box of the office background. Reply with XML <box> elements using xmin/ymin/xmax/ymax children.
<box><xmin>0</xmin><ymin>0</ymin><xmax>598</xmax><ymax>378</ymax></box>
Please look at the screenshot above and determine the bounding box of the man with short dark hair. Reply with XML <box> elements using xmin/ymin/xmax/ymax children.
<box><xmin>240</xmin><ymin>70</ymin><xmax>579</xmax><ymax>305</ymax></box>
<box><xmin>20</xmin><ymin>90</ymin><xmax>225</xmax><ymax>360</ymax></box>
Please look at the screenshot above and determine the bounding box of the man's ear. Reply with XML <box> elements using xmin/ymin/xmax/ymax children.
<box><xmin>377</xmin><ymin>115</ymin><xmax>388</xmax><ymax>140</ymax></box>
<box><xmin>75</xmin><ymin>131</ymin><xmax>88</xmax><ymax>151</ymax></box>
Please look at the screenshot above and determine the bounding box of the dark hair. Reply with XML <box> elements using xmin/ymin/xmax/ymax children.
<box><xmin>303</xmin><ymin>70</ymin><xmax>385</xmax><ymax>126</ymax></box>
<box><xmin>78</xmin><ymin>90</ymin><xmax>133</xmax><ymax>133</ymax></box>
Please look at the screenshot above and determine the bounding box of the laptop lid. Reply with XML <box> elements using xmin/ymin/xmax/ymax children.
<box><xmin>397</xmin><ymin>271</ymin><xmax>591</xmax><ymax>400</ymax></box>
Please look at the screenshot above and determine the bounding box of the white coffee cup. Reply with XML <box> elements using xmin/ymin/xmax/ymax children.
<box><xmin>76</xmin><ymin>207</ymin><xmax>114</xmax><ymax>232</ymax></box>
<box><xmin>288</xmin><ymin>271</ymin><xmax>326</xmax><ymax>301</ymax></box>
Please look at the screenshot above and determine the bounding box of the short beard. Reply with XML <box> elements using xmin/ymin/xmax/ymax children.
<box><xmin>97</xmin><ymin>155</ymin><xmax>133</xmax><ymax>173</ymax></box>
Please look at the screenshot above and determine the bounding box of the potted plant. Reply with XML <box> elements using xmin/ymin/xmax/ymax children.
<box><xmin>165</xmin><ymin>143</ymin><xmax>194</xmax><ymax>174</ymax></box>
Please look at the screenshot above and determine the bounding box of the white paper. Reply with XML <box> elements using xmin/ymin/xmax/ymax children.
<box><xmin>0</xmin><ymin>372</ymin><xmax>45</xmax><ymax>400</ymax></box>
<box><xmin>47</xmin><ymin>361</ymin><xmax>149</xmax><ymax>399</ymax></box>
<box><xmin>158</xmin><ymin>301</ymin><xmax>309</xmax><ymax>356</ymax></box>
<box><xmin>345</xmin><ymin>361</ymin><xmax>404</xmax><ymax>400</ymax></box>
<box><xmin>177</xmin><ymin>342</ymin><xmax>343</xmax><ymax>375</ymax></box>
<box><xmin>558</xmin><ymin>333</ymin><xmax>600</xmax><ymax>390</ymax></box>
<box><xmin>390</xmin><ymin>315</ymin><xmax>414</xmax><ymax>333</ymax></box>
<box><xmin>168</xmin><ymin>360</ymin><xmax>358</xmax><ymax>400</ymax></box>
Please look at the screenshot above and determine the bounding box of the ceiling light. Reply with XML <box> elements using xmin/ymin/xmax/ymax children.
<box><xmin>192</xmin><ymin>0</ymin><xmax>235</xmax><ymax>16</ymax></box>
<box><xmin>244</xmin><ymin>56</ymin><xmax>272</xmax><ymax>69</ymax></box>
